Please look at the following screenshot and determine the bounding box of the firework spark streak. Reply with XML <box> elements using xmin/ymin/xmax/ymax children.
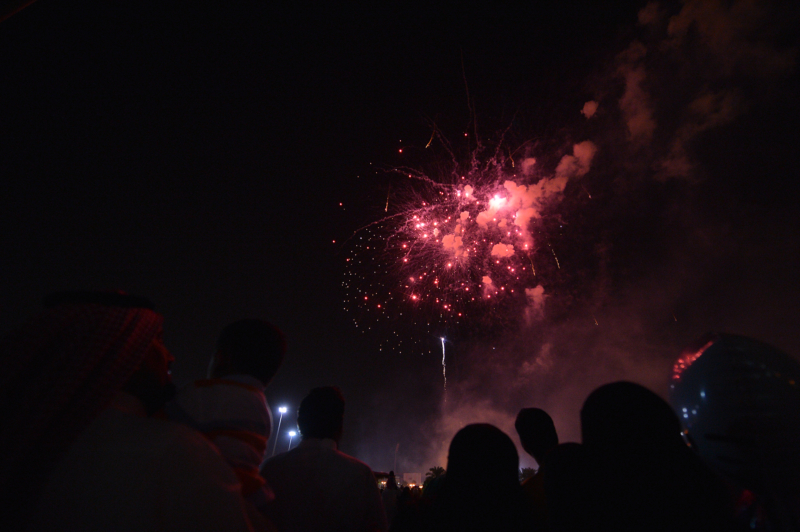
<box><xmin>441</xmin><ymin>336</ymin><xmax>447</xmax><ymax>402</ymax></box>
<box><xmin>343</xmin><ymin>135</ymin><xmax>598</xmax><ymax>353</ymax></box>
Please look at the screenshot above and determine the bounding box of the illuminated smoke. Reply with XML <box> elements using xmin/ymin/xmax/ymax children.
<box><xmin>618</xmin><ymin>42</ymin><xmax>657</xmax><ymax>144</ymax></box>
<box><xmin>664</xmin><ymin>0</ymin><xmax>796</xmax><ymax>77</ymax></box>
<box><xmin>490</xmin><ymin>243</ymin><xmax>515</xmax><ymax>258</ymax></box>
<box><xmin>581</xmin><ymin>100</ymin><xmax>598</xmax><ymax>119</ymax></box>
<box><xmin>521</xmin><ymin>157</ymin><xmax>537</xmax><ymax>174</ymax></box>
<box><xmin>607</xmin><ymin>0</ymin><xmax>799</xmax><ymax>179</ymax></box>
<box><xmin>442</xmin><ymin>233</ymin><xmax>466</xmax><ymax>258</ymax></box>
<box><xmin>524</xmin><ymin>285</ymin><xmax>546</xmax><ymax>324</ymax></box>
<box><xmin>555</xmin><ymin>141</ymin><xmax>598</xmax><ymax>181</ymax></box>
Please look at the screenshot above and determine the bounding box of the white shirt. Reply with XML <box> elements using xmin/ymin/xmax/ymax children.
<box><xmin>31</xmin><ymin>392</ymin><xmax>262</xmax><ymax>532</ymax></box>
<box><xmin>167</xmin><ymin>375</ymin><xmax>272</xmax><ymax>478</ymax></box>
<box><xmin>260</xmin><ymin>438</ymin><xmax>387</xmax><ymax>532</ymax></box>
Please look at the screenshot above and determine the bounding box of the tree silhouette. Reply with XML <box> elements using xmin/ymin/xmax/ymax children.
<box><xmin>423</xmin><ymin>466</ymin><xmax>446</xmax><ymax>488</ymax></box>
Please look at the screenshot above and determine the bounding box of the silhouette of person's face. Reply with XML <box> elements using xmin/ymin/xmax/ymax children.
<box><xmin>144</xmin><ymin>329</ymin><xmax>175</xmax><ymax>386</ymax></box>
<box><xmin>123</xmin><ymin>328</ymin><xmax>176</xmax><ymax>415</ymax></box>
<box><xmin>207</xmin><ymin>350</ymin><xmax>226</xmax><ymax>379</ymax></box>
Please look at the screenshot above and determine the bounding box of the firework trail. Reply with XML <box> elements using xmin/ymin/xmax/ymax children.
<box><xmin>441</xmin><ymin>336</ymin><xmax>447</xmax><ymax>402</ymax></box>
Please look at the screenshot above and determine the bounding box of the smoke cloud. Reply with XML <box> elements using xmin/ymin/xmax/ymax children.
<box><xmin>554</xmin><ymin>141</ymin><xmax>598</xmax><ymax>181</ymax></box>
<box><xmin>490</xmin><ymin>243</ymin><xmax>515</xmax><ymax>258</ymax></box>
<box><xmin>581</xmin><ymin>100</ymin><xmax>598</xmax><ymax>119</ymax></box>
<box><xmin>524</xmin><ymin>285</ymin><xmax>546</xmax><ymax>324</ymax></box>
<box><xmin>610</xmin><ymin>0</ymin><xmax>798</xmax><ymax>179</ymax></box>
<box><xmin>617</xmin><ymin>42</ymin><xmax>657</xmax><ymax>143</ymax></box>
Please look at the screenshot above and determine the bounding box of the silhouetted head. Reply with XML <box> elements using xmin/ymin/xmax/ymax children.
<box><xmin>209</xmin><ymin>319</ymin><xmax>286</xmax><ymax>387</ymax></box>
<box><xmin>446</xmin><ymin>423</ymin><xmax>519</xmax><ymax>490</ymax></box>
<box><xmin>435</xmin><ymin>424</ymin><xmax>526</xmax><ymax>531</ymax></box>
<box><xmin>297</xmin><ymin>386</ymin><xmax>345</xmax><ymax>442</ymax></box>
<box><xmin>515</xmin><ymin>407</ymin><xmax>558</xmax><ymax>464</ymax></box>
<box><xmin>582</xmin><ymin>382</ymin><xmax>737</xmax><ymax>530</ymax></box>
<box><xmin>581</xmin><ymin>381</ymin><xmax>683</xmax><ymax>459</ymax></box>
<box><xmin>41</xmin><ymin>290</ymin><xmax>174</xmax><ymax>415</ymax></box>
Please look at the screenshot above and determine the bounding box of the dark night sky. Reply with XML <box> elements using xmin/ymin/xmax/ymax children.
<box><xmin>2</xmin><ymin>0</ymin><xmax>799</xmax><ymax>472</ymax></box>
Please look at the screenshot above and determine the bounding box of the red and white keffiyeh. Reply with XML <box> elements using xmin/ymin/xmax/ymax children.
<box><xmin>0</xmin><ymin>299</ymin><xmax>162</xmax><ymax>526</ymax></box>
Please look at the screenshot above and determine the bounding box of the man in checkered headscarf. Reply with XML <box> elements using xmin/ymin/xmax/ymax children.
<box><xmin>0</xmin><ymin>291</ymin><xmax>264</xmax><ymax>531</ymax></box>
<box><xmin>0</xmin><ymin>291</ymin><xmax>169</xmax><ymax>527</ymax></box>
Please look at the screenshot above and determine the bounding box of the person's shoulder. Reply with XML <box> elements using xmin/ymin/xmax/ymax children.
<box><xmin>207</xmin><ymin>374</ymin><xmax>266</xmax><ymax>394</ymax></box>
<box><xmin>145</xmin><ymin>414</ymin><xmax>225</xmax><ymax>456</ymax></box>
<box><xmin>260</xmin><ymin>446</ymin><xmax>299</xmax><ymax>473</ymax></box>
<box><xmin>154</xmin><ymin>419</ymin><xmax>246</xmax><ymax>486</ymax></box>
<box><xmin>84</xmin><ymin>409</ymin><xmax>233</xmax><ymax>479</ymax></box>
<box><xmin>260</xmin><ymin>450</ymin><xmax>288</xmax><ymax>467</ymax></box>
<box><xmin>334</xmin><ymin>449</ymin><xmax>378</xmax><ymax>477</ymax></box>
<box><xmin>170</xmin><ymin>378</ymin><xmax>269</xmax><ymax>423</ymax></box>
<box><xmin>335</xmin><ymin>449</ymin><xmax>369</xmax><ymax>465</ymax></box>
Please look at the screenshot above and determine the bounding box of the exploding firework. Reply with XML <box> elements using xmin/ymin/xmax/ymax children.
<box><xmin>343</xmin><ymin>130</ymin><xmax>598</xmax><ymax>352</ymax></box>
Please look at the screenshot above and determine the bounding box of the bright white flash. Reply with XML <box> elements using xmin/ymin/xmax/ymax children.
<box><xmin>489</xmin><ymin>195</ymin><xmax>507</xmax><ymax>210</ymax></box>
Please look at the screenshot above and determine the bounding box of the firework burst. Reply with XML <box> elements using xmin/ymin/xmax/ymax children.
<box><xmin>343</xmin><ymin>132</ymin><xmax>597</xmax><ymax>353</ymax></box>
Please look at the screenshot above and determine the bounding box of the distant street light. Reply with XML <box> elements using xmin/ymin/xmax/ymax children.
<box><xmin>287</xmin><ymin>430</ymin><xmax>297</xmax><ymax>451</ymax></box>
<box><xmin>271</xmin><ymin>406</ymin><xmax>288</xmax><ymax>457</ymax></box>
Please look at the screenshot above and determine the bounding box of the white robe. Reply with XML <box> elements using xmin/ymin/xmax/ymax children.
<box><xmin>31</xmin><ymin>392</ymin><xmax>265</xmax><ymax>531</ymax></box>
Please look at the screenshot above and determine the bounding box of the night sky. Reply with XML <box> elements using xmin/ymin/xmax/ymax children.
<box><xmin>2</xmin><ymin>0</ymin><xmax>799</xmax><ymax>472</ymax></box>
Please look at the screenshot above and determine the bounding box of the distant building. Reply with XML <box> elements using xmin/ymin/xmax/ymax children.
<box><xmin>402</xmin><ymin>472</ymin><xmax>421</xmax><ymax>488</ymax></box>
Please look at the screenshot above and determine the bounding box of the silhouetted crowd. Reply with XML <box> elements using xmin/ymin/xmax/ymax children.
<box><xmin>1</xmin><ymin>291</ymin><xmax>798</xmax><ymax>531</ymax></box>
